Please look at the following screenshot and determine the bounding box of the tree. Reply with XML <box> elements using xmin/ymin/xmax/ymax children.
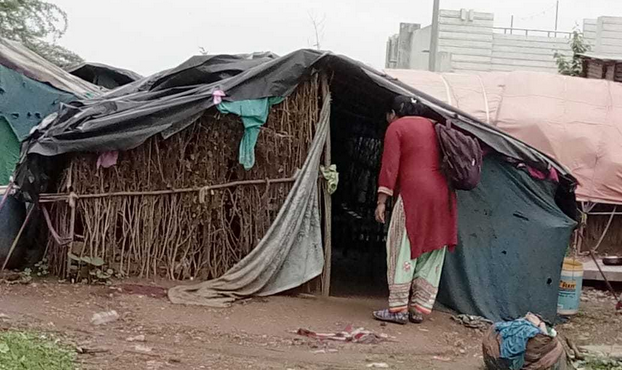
<box><xmin>308</xmin><ymin>11</ymin><xmax>325</xmax><ymax>50</ymax></box>
<box><xmin>554</xmin><ymin>28</ymin><xmax>590</xmax><ymax>76</ymax></box>
<box><xmin>0</xmin><ymin>0</ymin><xmax>83</xmax><ymax>67</ymax></box>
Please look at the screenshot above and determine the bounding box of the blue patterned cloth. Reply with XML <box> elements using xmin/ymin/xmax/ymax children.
<box><xmin>495</xmin><ymin>319</ymin><xmax>541</xmax><ymax>370</ymax></box>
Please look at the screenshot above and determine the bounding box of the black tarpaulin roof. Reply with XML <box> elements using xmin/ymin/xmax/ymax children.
<box><xmin>67</xmin><ymin>62</ymin><xmax>143</xmax><ymax>89</ymax></box>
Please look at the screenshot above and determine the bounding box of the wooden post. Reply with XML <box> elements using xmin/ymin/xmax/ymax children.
<box><xmin>1</xmin><ymin>205</ymin><xmax>35</xmax><ymax>272</ymax></box>
<box><xmin>321</xmin><ymin>129</ymin><xmax>332</xmax><ymax>297</ymax></box>
<box><xmin>320</xmin><ymin>74</ymin><xmax>332</xmax><ymax>297</ymax></box>
<box><xmin>428</xmin><ymin>0</ymin><xmax>440</xmax><ymax>71</ymax></box>
<box><xmin>66</xmin><ymin>194</ymin><xmax>77</xmax><ymax>278</ymax></box>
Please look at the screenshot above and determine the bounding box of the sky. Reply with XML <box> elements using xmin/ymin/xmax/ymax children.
<box><xmin>52</xmin><ymin>0</ymin><xmax>622</xmax><ymax>76</ymax></box>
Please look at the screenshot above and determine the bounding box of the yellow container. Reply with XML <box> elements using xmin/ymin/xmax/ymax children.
<box><xmin>557</xmin><ymin>258</ymin><xmax>583</xmax><ymax>316</ymax></box>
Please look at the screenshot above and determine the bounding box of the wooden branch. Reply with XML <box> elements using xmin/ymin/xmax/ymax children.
<box><xmin>1</xmin><ymin>205</ymin><xmax>35</xmax><ymax>272</ymax></box>
<box><xmin>67</xmin><ymin>198</ymin><xmax>77</xmax><ymax>278</ymax></box>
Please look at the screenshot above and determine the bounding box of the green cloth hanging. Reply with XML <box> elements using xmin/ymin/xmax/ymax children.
<box><xmin>217</xmin><ymin>97</ymin><xmax>284</xmax><ymax>170</ymax></box>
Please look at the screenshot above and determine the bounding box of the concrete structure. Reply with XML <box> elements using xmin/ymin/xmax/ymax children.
<box><xmin>584</xmin><ymin>16</ymin><xmax>622</xmax><ymax>55</ymax></box>
<box><xmin>387</xmin><ymin>9</ymin><xmax>622</xmax><ymax>73</ymax></box>
<box><xmin>577</xmin><ymin>17</ymin><xmax>622</xmax><ymax>82</ymax></box>
<box><xmin>582</xmin><ymin>258</ymin><xmax>622</xmax><ymax>283</ymax></box>
<box><xmin>580</xmin><ymin>53</ymin><xmax>622</xmax><ymax>82</ymax></box>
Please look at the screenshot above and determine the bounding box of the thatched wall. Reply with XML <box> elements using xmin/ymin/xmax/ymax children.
<box><xmin>45</xmin><ymin>77</ymin><xmax>320</xmax><ymax>279</ymax></box>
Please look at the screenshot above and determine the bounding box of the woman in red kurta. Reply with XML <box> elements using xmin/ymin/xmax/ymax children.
<box><xmin>373</xmin><ymin>96</ymin><xmax>457</xmax><ymax>325</ymax></box>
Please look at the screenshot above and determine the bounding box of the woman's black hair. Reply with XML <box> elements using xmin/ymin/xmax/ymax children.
<box><xmin>389</xmin><ymin>95</ymin><xmax>444</xmax><ymax>122</ymax></box>
<box><xmin>390</xmin><ymin>96</ymin><xmax>416</xmax><ymax>117</ymax></box>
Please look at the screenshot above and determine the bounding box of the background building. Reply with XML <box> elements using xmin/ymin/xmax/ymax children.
<box><xmin>387</xmin><ymin>9</ymin><xmax>622</xmax><ymax>74</ymax></box>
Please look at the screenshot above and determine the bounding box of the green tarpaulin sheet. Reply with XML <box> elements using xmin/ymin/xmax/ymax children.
<box><xmin>0</xmin><ymin>118</ymin><xmax>19</xmax><ymax>185</ymax></box>
<box><xmin>438</xmin><ymin>155</ymin><xmax>577</xmax><ymax>322</ymax></box>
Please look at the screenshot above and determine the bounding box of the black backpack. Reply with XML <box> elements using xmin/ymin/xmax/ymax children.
<box><xmin>435</xmin><ymin>120</ymin><xmax>483</xmax><ymax>191</ymax></box>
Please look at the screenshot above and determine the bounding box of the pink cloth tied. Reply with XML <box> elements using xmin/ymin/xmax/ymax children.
<box><xmin>96</xmin><ymin>151</ymin><xmax>119</xmax><ymax>169</ymax></box>
<box><xmin>213</xmin><ymin>90</ymin><xmax>226</xmax><ymax>105</ymax></box>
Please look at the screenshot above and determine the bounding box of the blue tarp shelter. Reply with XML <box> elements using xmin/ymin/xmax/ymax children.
<box><xmin>0</xmin><ymin>37</ymin><xmax>101</xmax><ymax>267</ymax></box>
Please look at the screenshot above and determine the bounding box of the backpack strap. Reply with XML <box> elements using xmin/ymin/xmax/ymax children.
<box><xmin>434</xmin><ymin>122</ymin><xmax>455</xmax><ymax>213</ymax></box>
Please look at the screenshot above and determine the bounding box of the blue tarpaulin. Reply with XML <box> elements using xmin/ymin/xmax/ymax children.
<box><xmin>0</xmin><ymin>64</ymin><xmax>76</xmax><ymax>184</ymax></box>
<box><xmin>438</xmin><ymin>155</ymin><xmax>576</xmax><ymax>322</ymax></box>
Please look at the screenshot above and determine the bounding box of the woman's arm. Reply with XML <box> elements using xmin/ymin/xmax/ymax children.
<box><xmin>375</xmin><ymin>193</ymin><xmax>390</xmax><ymax>224</ymax></box>
<box><xmin>376</xmin><ymin>124</ymin><xmax>401</xmax><ymax>224</ymax></box>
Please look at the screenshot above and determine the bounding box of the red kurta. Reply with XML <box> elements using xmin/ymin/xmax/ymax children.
<box><xmin>378</xmin><ymin>117</ymin><xmax>457</xmax><ymax>259</ymax></box>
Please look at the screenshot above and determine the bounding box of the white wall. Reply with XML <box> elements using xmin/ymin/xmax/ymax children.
<box><xmin>596</xmin><ymin>17</ymin><xmax>622</xmax><ymax>55</ymax></box>
<box><xmin>491</xmin><ymin>34</ymin><xmax>571</xmax><ymax>73</ymax></box>
<box><xmin>437</xmin><ymin>9</ymin><xmax>493</xmax><ymax>72</ymax></box>
<box><xmin>410</xmin><ymin>25</ymin><xmax>431</xmax><ymax>70</ymax></box>
<box><xmin>386</xmin><ymin>8</ymin><xmax>595</xmax><ymax>74</ymax></box>
<box><xmin>584</xmin><ymin>18</ymin><xmax>597</xmax><ymax>48</ymax></box>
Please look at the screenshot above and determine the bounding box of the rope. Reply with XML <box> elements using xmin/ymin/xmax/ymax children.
<box><xmin>439</xmin><ymin>74</ymin><xmax>453</xmax><ymax>106</ymax></box>
<box><xmin>198</xmin><ymin>186</ymin><xmax>210</xmax><ymax>204</ymax></box>
<box><xmin>68</xmin><ymin>192</ymin><xmax>78</xmax><ymax>209</ymax></box>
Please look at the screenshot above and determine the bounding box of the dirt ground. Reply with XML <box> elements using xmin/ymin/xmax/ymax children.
<box><xmin>0</xmin><ymin>279</ymin><xmax>620</xmax><ymax>370</ymax></box>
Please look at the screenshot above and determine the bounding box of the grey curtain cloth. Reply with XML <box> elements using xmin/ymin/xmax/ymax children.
<box><xmin>168</xmin><ymin>94</ymin><xmax>330</xmax><ymax>307</ymax></box>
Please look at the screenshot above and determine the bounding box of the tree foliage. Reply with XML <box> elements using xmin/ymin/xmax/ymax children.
<box><xmin>554</xmin><ymin>29</ymin><xmax>590</xmax><ymax>76</ymax></box>
<box><xmin>0</xmin><ymin>0</ymin><xmax>83</xmax><ymax>67</ymax></box>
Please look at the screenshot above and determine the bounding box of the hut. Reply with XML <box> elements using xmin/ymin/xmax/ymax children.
<box><xmin>13</xmin><ymin>50</ymin><xmax>577</xmax><ymax>321</ymax></box>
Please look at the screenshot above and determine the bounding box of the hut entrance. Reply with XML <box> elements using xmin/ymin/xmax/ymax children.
<box><xmin>327</xmin><ymin>74</ymin><xmax>395</xmax><ymax>297</ymax></box>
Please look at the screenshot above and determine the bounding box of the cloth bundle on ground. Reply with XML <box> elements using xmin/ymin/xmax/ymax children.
<box><xmin>482</xmin><ymin>313</ymin><xmax>569</xmax><ymax>370</ymax></box>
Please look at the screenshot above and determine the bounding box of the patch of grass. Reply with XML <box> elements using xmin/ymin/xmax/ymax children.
<box><xmin>0</xmin><ymin>331</ymin><xmax>76</xmax><ymax>370</ymax></box>
<box><xmin>575</xmin><ymin>357</ymin><xmax>622</xmax><ymax>370</ymax></box>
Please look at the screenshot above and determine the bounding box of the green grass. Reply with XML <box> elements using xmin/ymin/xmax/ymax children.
<box><xmin>0</xmin><ymin>331</ymin><xmax>76</xmax><ymax>370</ymax></box>
<box><xmin>574</xmin><ymin>357</ymin><xmax>622</xmax><ymax>370</ymax></box>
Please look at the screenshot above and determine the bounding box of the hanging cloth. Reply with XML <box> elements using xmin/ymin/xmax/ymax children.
<box><xmin>217</xmin><ymin>97</ymin><xmax>284</xmax><ymax>170</ymax></box>
<box><xmin>320</xmin><ymin>164</ymin><xmax>339</xmax><ymax>195</ymax></box>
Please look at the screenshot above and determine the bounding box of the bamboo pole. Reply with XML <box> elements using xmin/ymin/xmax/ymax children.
<box><xmin>0</xmin><ymin>182</ymin><xmax>14</xmax><ymax>217</ymax></box>
<box><xmin>67</xmin><ymin>197</ymin><xmax>76</xmax><ymax>278</ymax></box>
<box><xmin>1</xmin><ymin>205</ymin><xmax>35</xmax><ymax>272</ymax></box>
